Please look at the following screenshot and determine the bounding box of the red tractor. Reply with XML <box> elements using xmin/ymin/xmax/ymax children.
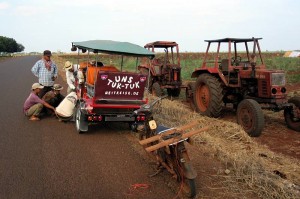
<box><xmin>139</xmin><ymin>41</ymin><xmax>184</xmax><ymax>97</ymax></box>
<box><xmin>191</xmin><ymin>37</ymin><xmax>300</xmax><ymax>137</ymax></box>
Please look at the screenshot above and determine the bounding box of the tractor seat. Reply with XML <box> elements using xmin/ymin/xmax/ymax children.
<box><xmin>220</xmin><ymin>59</ymin><xmax>229</xmax><ymax>72</ymax></box>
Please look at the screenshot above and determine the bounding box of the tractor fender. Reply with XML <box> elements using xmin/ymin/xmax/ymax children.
<box><xmin>191</xmin><ymin>68</ymin><xmax>219</xmax><ymax>78</ymax></box>
<box><xmin>192</xmin><ymin>68</ymin><xmax>228</xmax><ymax>86</ymax></box>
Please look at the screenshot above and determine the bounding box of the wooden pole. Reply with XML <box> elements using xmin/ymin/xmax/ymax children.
<box><xmin>139</xmin><ymin>120</ymin><xmax>199</xmax><ymax>146</ymax></box>
<box><xmin>145</xmin><ymin>126</ymin><xmax>209</xmax><ymax>153</ymax></box>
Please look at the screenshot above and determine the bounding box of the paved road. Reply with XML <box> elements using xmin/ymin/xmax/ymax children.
<box><xmin>0</xmin><ymin>56</ymin><xmax>175</xmax><ymax>199</ymax></box>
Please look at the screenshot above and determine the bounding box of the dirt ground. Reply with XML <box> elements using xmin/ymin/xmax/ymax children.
<box><xmin>169</xmin><ymin>82</ymin><xmax>300</xmax><ymax>198</ymax></box>
<box><xmin>219</xmin><ymin>83</ymin><xmax>300</xmax><ymax>160</ymax></box>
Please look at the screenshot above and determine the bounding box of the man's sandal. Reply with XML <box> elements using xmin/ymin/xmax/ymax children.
<box><xmin>29</xmin><ymin>116</ymin><xmax>40</xmax><ymax>121</ymax></box>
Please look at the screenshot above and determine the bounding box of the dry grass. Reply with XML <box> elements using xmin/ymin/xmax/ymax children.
<box><xmin>149</xmin><ymin>95</ymin><xmax>300</xmax><ymax>198</ymax></box>
<box><xmin>53</xmin><ymin>55</ymin><xmax>68</xmax><ymax>82</ymax></box>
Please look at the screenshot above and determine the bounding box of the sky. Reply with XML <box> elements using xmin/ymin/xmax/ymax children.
<box><xmin>0</xmin><ymin>0</ymin><xmax>299</xmax><ymax>53</ymax></box>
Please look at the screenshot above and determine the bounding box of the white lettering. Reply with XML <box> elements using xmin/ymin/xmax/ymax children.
<box><xmin>116</xmin><ymin>83</ymin><xmax>121</xmax><ymax>89</ymax></box>
<box><xmin>121</xmin><ymin>76</ymin><xmax>127</xmax><ymax>82</ymax></box>
<box><xmin>107</xmin><ymin>79</ymin><xmax>113</xmax><ymax>86</ymax></box>
<box><xmin>104</xmin><ymin>76</ymin><xmax>142</xmax><ymax>93</ymax></box>
<box><xmin>115</xmin><ymin>76</ymin><xmax>121</xmax><ymax>82</ymax></box>
<box><xmin>104</xmin><ymin>90</ymin><xmax>140</xmax><ymax>96</ymax></box>
<box><xmin>134</xmin><ymin>81</ymin><xmax>140</xmax><ymax>88</ymax></box>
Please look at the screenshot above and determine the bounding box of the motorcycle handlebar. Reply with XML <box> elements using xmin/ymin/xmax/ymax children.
<box><xmin>149</xmin><ymin>95</ymin><xmax>168</xmax><ymax>108</ymax></box>
<box><xmin>132</xmin><ymin>95</ymin><xmax>168</xmax><ymax>116</ymax></box>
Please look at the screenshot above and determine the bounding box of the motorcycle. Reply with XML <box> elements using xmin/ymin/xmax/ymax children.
<box><xmin>132</xmin><ymin>96</ymin><xmax>208</xmax><ymax>198</ymax></box>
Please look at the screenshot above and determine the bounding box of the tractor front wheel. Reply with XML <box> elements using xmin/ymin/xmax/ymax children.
<box><xmin>284</xmin><ymin>96</ymin><xmax>300</xmax><ymax>132</ymax></box>
<box><xmin>193</xmin><ymin>74</ymin><xmax>223</xmax><ymax>117</ymax></box>
<box><xmin>237</xmin><ymin>99</ymin><xmax>264</xmax><ymax>137</ymax></box>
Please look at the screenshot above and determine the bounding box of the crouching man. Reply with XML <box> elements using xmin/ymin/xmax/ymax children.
<box><xmin>43</xmin><ymin>84</ymin><xmax>65</xmax><ymax>107</ymax></box>
<box><xmin>23</xmin><ymin>83</ymin><xmax>55</xmax><ymax>121</ymax></box>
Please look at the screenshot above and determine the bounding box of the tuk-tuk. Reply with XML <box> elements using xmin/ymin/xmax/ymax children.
<box><xmin>70</xmin><ymin>40</ymin><xmax>155</xmax><ymax>133</ymax></box>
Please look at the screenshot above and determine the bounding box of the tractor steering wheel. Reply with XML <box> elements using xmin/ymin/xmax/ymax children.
<box><xmin>231</xmin><ymin>56</ymin><xmax>242</xmax><ymax>66</ymax></box>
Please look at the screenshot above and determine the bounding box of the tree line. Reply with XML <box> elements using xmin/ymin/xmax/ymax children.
<box><xmin>0</xmin><ymin>36</ymin><xmax>25</xmax><ymax>53</ymax></box>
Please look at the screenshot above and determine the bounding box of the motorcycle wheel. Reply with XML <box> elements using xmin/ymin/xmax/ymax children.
<box><xmin>171</xmin><ymin>145</ymin><xmax>197</xmax><ymax>198</ymax></box>
<box><xmin>182</xmin><ymin>178</ymin><xmax>196</xmax><ymax>198</ymax></box>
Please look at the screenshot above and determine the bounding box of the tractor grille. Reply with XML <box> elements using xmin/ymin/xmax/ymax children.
<box><xmin>261</xmin><ymin>80</ymin><xmax>268</xmax><ymax>96</ymax></box>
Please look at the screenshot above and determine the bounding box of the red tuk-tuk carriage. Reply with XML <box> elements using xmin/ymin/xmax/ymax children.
<box><xmin>70</xmin><ymin>40</ymin><xmax>155</xmax><ymax>133</ymax></box>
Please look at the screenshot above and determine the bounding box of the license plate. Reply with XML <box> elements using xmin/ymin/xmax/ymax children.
<box><xmin>149</xmin><ymin>120</ymin><xmax>157</xmax><ymax>130</ymax></box>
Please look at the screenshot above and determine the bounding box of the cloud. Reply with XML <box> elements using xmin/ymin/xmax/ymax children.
<box><xmin>31</xmin><ymin>0</ymin><xmax>237</xmax><ymax>14</ymax></box>
<box><xmin>14</xmin><ymin>6</ymin><xmax>44</xmax><ymax>16</ymax></box>
<box><xmin>0</xmin><ymin>2</ymin><xmax>9</xmax><ymax>10</ymax></box>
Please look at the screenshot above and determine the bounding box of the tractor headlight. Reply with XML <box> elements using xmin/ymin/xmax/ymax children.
<box><xmin>271</xmin><ymin>73</ymin><xmax>285</xmax><ymax>86</ymax></box>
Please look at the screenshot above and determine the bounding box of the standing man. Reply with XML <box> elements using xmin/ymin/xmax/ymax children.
<box><xmin>64</xmin><ymin>61</ymin><xmax>76</xmax><ymax>94</ymax></box>
<box><xmin>23</xmin><ymin>83</ymin><xmax>55</xmax><ymax>121</ymax></box>
<box><xmin>31</xmin><ymin>50</ymin><xmax>58</xmax><ymax>98</ymax></box>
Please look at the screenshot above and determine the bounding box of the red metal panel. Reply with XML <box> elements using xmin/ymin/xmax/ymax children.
<box><xmin>90</xmin><ymin>104</ymin><xmax>145</xmax><ymax>109</ymax></box>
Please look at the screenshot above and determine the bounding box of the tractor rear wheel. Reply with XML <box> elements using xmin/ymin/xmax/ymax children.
<box><xmin>187</xmin><ymin>82</ymin><xmax>196</xmax><ymax>111</ymax></box>
<box><xmin>167</xmin><ymin>88</ymin><xmax>181</xmax><ymax>97</ymax></box>
<box><xmin>237</xmin><ymin>99</ymin><xmax>264</xmax><ymax>137</ymax></box>
<box><xmin>152</xmin><ymin>82</ymin><xmax>162</xmax><ymax>97</ymax></box>
<box><xmin>193</xmin><ymin>74</ymin><xmax>223</xmax><ymax>117</ymax></box>
<box><xmin>284</xmin><ymin>96</ymin><xmax>300</xmax><ymax>132</ymax></box>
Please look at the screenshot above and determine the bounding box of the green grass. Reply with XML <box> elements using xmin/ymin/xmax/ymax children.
<box><xmin>60</xmin><ymin>54</ymin><xmax>140</xmax><ymax>72</ymax></box>
<box><xmin>288</xmin><ymin>74</ymin><xmax>300</xmax><ymax>83</ymax></box>
<box><xmin>264</xmin><ymin>57</ymin><xmax>300</xmax><ymax>70</ymax></box>
<box><xmin>264</xmin><ymin>57</ymin><xmax>300</xmax><ymax>83</ymax></box>
<box><xmin>180</xmin><ymin>58</ymin><xmax>203</xmax><ymax>80</ymax></box>
<box><xmin>58</xmin><ymin>53</ymin><xmax>300</xmax><ymax>83</ymax></box>
<box><xmin>180</xmin><ymin>54</ymin><xmax>300</xmax><ymax>83</ymax></box>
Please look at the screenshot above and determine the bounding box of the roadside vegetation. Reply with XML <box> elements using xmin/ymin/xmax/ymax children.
<box><xmin>0</xmin><ymin>35</ymin><xmax>25</xmax><ymax>53</ymax></box>
<box><xmin>0</xmin><ymin>56</ymin><xmax>8</xmax><ymax>61</ymax></box>
<box><xmin>58</xmin><ymin>52</ymin><xmax>300</xmax><ymax>83</ymax></box>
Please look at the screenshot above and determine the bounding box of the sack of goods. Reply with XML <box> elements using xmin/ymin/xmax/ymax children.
<box><xmin>56</xmin><ymin>92</ymin><xmax>77</xmax><ymax>119</ymax></box>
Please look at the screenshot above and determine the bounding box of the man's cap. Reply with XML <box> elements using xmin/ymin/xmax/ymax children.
<box><xmin>64</xmin><ymin>61</ymin><xmax>73</xmax><ymax>70</ymax></box>
<box><xmin>52</xmin><ymin>84</ymin><xmax>63</xmax><ymax>91</ymax></box>
<box><xmin>43</xmin><ymin>50</ymin><xmax>52</xmax><ymax>56</ymax></box>
<box><xmin>89</xmin><ymin>60</ymin><xmax>96</xmax><ymax>65</ymax></box>
<box><xmin>32</xmin><ymin>83</ymin><xmax>44</xmax><ymax>90</ymax></box>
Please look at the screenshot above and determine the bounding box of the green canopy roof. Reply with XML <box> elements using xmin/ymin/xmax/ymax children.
<box><xmin>72</xmin><ymin>40</ymin><xmax>155</xmax><ymax>58</ymax></box>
